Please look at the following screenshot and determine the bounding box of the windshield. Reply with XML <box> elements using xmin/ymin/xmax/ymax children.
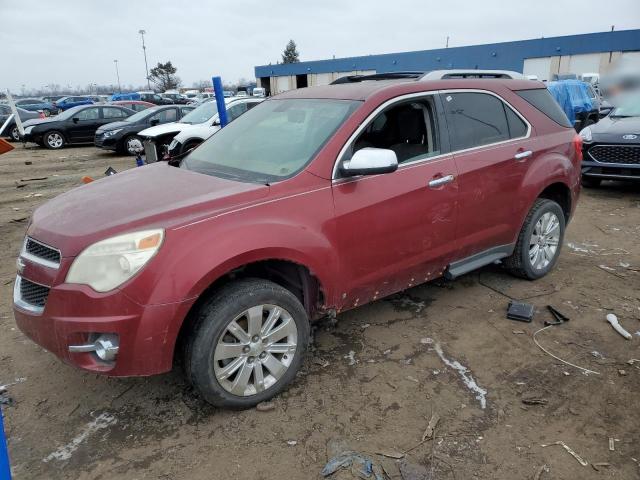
<box><xmin>125</xmin><ymin>107</ymin><xmax>159</xmax><ymax>123</ymax></box>
<box><xmin>182</xmin><ymin>98</ymin><xmax>361</xmax><ymax>183</ymax></box>
<box><xmin>611</xmin><ymin>94</ymin><xmax>640</xmax><ymax>117</ymax></box>
<box><xmin>180</xmin><ymin>101</ymin><xmax>219</xmax><ymax>124</ymax></box>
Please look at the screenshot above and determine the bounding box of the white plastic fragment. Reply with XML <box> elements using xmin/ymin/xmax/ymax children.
<box><xmin>44</xmin><ymin>412</ymin><xmax>116</xmax><ymax>462</ymax></box>
<box><xmin>606</xmin><ymin>313</ymin><xmax>632</xmax><ymax>340</ymax></box>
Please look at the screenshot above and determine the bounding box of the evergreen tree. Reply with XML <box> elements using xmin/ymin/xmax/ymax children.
<box><xmin>282</xmin><ymin>40</ymin><xmax>300</xmax><ymax>64</ymax></box>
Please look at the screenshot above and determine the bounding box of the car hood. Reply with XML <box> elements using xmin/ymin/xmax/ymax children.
<box><xmin>173</xmin><ymin>124</ymin><xmax>220</xmax><ymax>143</ymax></box>
<box><xmin>28</xmin><ymin>162</ymin><xmax>269</xmax><ymax>257</ymax></box>
<box><xmin>590</xmin><ymin>116</ymin><xmax>640</xmax><ymax>142</ymax></box>
<box><xmin>22</xmin><ymin>117</ymin><xmax>60</xmax><ymax>128</ymax></box>
<box><xmin>139</xmin><ymin>122</ymin><xmax>188</xmax><ymax>138</ymax></box>
<box><xmin>96</xmin><ymin>121</ymin><xmax>131</xmax><ymax>133</ymax></box>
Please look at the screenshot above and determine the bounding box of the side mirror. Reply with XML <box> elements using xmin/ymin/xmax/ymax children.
<box><xmin>72</xmin><ymin>117</ymin><xmax>79</xmax><ymax>123</ymax></box>
<box><xmin>340</xmin><ymin>148</ymin><xmax>398</xmax><ymax>176</ymax></box>
<box><xmin>150</xmin><ymin>119</ymin><xmax>160</xmax><ymax>126</ymax></box>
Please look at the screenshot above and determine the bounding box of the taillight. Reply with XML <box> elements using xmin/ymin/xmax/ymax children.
<box><xmin>572</xmin><ymin>134</ymin><xmax>583</xmax><ymax>163</ymax></box>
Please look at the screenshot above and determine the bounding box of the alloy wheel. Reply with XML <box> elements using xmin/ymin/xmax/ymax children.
<box><xmin>126</xmin><ymin>137</ymin><xmax>143</xmax><ymax>154</ymax></box>
<box><xmin>528</xmin><ymin>212</ymin><xmax>560</xmax><ymax>270</ymax></box>
<box><xmin>47</xmin><ymin>132</ymin><xmax>63</xmax><ymax>148</ymax></box>
<box><xmin>11</xmin><ymin>126</ymin><xmax>19</xmax><ymax>141</ymax></box>
<box><xmin>213</xmin><ymin>304</ymin><xmax>298</xmax><ymax>397</ymax></box>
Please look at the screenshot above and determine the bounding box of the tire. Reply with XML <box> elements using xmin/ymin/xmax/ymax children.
<box><xmin>581</xmin><ymin>176</ymin><xmax>601</xmax><ymax>188</ymax></box>
<box><xmin>123</xmin><ymin>135</ymin><xmax>143</xmax><ymax>155</ymax></box>
<box><xmin>43</xmin><ymin>130</ymin><xmax>65</xmax><ymax>149</ymax></box>
<box><xmin>10</xmin><ymin>125</ymin><xmax>20</xmax><ymax>142</ymax></box>
<box><xmin>504</xmin><ymin>199</ymin><xmax>565</xmax><ymax>280</ymax></box>
<box><xmin>185</xmin><ymin>278</ymin><xmax>309</xmax><ymax>408</ymax></box>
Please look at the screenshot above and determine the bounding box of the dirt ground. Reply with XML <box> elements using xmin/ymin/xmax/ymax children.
<box><xmin>1</xmin><ymin>144</ymin><xmax>639</xmax><ymax>480</ymax></box>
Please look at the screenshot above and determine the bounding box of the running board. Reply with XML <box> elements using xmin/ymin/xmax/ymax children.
<box><xmin>445</xmin><ymin>244</ymin><xmax>515</xmax><ymax>280</ymax></box>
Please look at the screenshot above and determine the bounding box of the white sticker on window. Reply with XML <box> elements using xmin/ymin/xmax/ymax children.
<box><xmin>445</xmin><ymin>95</ymin><xmax>453</xmax><ymax>102</ymax></box>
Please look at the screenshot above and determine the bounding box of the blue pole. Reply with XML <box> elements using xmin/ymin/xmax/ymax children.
<box><xmin>0</xmin><ymin>407</ymin><xmax>11</xmax><ymax>480</ymax></box>
<box><xmin>211</xmin><ymin>76</ymin><xmax>228</xmax><ymax>128</ymax></box>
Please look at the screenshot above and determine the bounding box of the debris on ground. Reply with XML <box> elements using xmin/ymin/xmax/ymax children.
<box><xmin>521</xmin><ymin>396</ymin><xmax>549</xmax><ymax>406</ymax></box>
<box><xmin>375</xmin><ymin>450</ymin><xmax>405</xmax><ymax>459</ymax></box>
<box><xmin>606</xmin><ymin>313</ymin><xmax>632</xmax><ymax>340</ymax></box>
<box><xmin>506</xmin><ymin>301</ymin><xmax>535</xmax><ymax>322</ymax></box>
<box><xmin>592</xmin><ymin>462</ymin><xmax>611</xmax><ymax>471</ymax></box>
<box><xmin>533</xmin><ymin>325</ymin><xmax>600</xmax><ymax>375</ymax></box>
<box><xmin>398</xmin><ymin>459</ymin><xmax>431</xmax><ymax>480</ymax></box>
<box><xmin>533</xmin><ymin>464</ymin><xmax>549</xmax><ymax>480</ymax></box>
<box><xmin>321</xmin><ymin>451</ymin><xmax>389</xmax><ymax>479</ymax></box>
<box><xmin>421</xmin><ymin>413</ymin><xmax>440</xmax><ymax>441</ymax></box>
<box><xmin>541</xmin><ymin>441</ymin><xmax>588</xmax><ymax>466</ymax></box>
<box><xmin>544</xmin><ymin>305</ymin><xmax>570</xmax><ymax>326</ymax></box>
<box><xmin>608</xmin><ymin>437</ymin><xmax>615</xmax><ymax>451</ymax></box>
<box><xmin>255</xmin><ymin>401</ymin><xmax>276</xmax><ymax>412</ymax></box>
<box><xmin>344</xmin><ymin>350</ymin><xmax>357</xmax><ymax>366</ymax></box>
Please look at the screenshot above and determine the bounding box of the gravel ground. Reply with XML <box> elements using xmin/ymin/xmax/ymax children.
<box><xmin>1</xmin><ymin>144</ymin><xmax>639</xmax><ymax>480</ymax></box>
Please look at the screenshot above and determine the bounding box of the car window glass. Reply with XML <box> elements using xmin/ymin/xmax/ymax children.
<box><xmin>227</xmin><ymin>102</ymin><xmax>248</xmax><ymax>121</ymax></box>
<box><xmin>515</xmin><ymin>88</ymin><xmax>572</xmax><ymax>128</ymax></box>
<box><xmin>348</xmin><ymin>96</ymin><xmax>440</xmax><ymax>165</ymax></box>
<box><xmin>247</xmin><ymin>101</ymin><xmax>260</xmax><ymax>110</ymax></box>
<box><xmin>132</xmin><ymin>104</ymin><xmax>146</xmax><ymax>112</ymax></box>
<box><xmin>75</xmin><ymin>107</ymin><xmax>100</xmax><ymax>121</ymax></box>
<box><xmin>443</xmin><ymin>92</ymin><xmax>510</xmax><ymax>150</ymax></box>
<box><xmin>504</xmin><ymin>105</ymin><xmax>528</xmax><ymax>139</ymax></box>
<box><xmin>151</xmin><ymin>109</ymin><xmax>177</xmax><ymax>123</ymax></box>
<box><xmin>103</xmin><ymin>107</ymin><xmax>127</xmax><ymax>119</ymax></box>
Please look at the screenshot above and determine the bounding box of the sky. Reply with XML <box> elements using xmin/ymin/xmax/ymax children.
<box><xmin>1</xmin><ymin>0</ymin><xmax>639</xmax><ymax>93</ymax></box>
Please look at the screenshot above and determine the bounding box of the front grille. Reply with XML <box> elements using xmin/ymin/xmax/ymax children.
<box><xmin>19</xmin><ymin>277</ymin><xmax>50</xmax><ymax>308</ymax></box>
<box><xmin>589</xmin><ymin>145</ymin><xmax>640</xmax><ymax>165</ymax></box>
<box><xmin>24</xmin><ymin>237</ymin><xmax>60</xmax><ymax>266</ymax></box>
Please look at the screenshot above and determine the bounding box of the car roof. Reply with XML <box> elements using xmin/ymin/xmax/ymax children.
<box><xmin>276</xmin><ymin>78</ymin><xmax>543</xmax><ymax>101</ymax></box>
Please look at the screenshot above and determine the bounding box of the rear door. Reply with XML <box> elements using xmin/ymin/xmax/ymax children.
<box><xmin>332</xmin><ymin>93</ymin><xmax>459</xmax><ymax>305</ymax></box>
<box><xmin>441</xmin><ymin>90</ymin><xmax>533</xmax><ymax>259</ymax></box>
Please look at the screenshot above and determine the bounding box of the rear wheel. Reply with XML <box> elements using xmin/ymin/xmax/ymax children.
<box><xmin>504</xmin><ymin>199</ymin><xmax>565</xmax><ymax>280</ymax></box>
<box><xmin>10</xmin><ymin>125</ymin><xmax>20</xmax><ymax>141</ymax></box>
<box><xmin>185</xmin><ymin>278</ymin><xmax>309</xmax><ymax>408</ymax></box>
<box><xmin>43</xmin><ymin>130</ymin><xmax>65</xmax><ymax>149</ymax></box>
<box><xmin>581</xmin><ymin>176</ymin><xmax>602</xmax><ymax>188</ymax></box>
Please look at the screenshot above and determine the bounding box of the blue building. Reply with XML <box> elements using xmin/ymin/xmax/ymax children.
<box><xmin>255</xmin><ymin>29</ymin><xmax>640</xmax><ymax>94</ymax></box>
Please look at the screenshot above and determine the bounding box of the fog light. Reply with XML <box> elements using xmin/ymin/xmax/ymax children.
<box><xmin>69</xmin><ymin>334</ymin><xmax>119</xmax><ymax>362</ymax></box>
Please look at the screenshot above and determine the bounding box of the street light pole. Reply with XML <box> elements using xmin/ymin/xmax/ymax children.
<box><xmin>114</xmin><ymin>59</ymin><xmax>121</xmax><ymax>93</ymax></box>
<box><xmin>138</xmin><ymin>29</ymin><xmax>151</xmax><ymax>90</ymax></box>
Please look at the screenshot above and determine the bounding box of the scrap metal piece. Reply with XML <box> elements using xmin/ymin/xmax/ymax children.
<box><xmin>541</xmin><ymin>441</ymin><xmax>588</xmax><ymax>467</ymax></box>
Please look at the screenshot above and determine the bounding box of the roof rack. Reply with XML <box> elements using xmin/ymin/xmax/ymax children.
<box><xmin>420</xmin><ymin>69</ymin><xmax>525</xmax><ymax>80</ymax></box>
<box><xmin>330</xmin><ymin>72</ymin><xmax>426</xmax><ymax>84</ymax></box>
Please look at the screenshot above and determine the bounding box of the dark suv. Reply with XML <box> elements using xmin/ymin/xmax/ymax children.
<box><xmin>14</xmin><ymin>72</ymin><xmax>582</xmax><ymax>408</ymax></box>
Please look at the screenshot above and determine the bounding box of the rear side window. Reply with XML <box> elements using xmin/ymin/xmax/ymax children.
<box><xmin>443</xmin><ymin>92</ymin><xmax>513</xmax><ymax>150</ymax></box>
<box><xmin>516</xmin><ymin>88</ymin><xmax>572</xmax><ymax>128</ymax></box>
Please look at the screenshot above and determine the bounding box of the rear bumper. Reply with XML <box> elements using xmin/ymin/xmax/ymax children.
<box><xmin>13</xmin><ymin>277</ymin><xmax>193</xmax><ymax>376</ymax></box>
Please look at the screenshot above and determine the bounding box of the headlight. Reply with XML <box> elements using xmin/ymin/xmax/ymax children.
<box><xmin>579</xmin><ymin>127</ymin><xmax>592</xmax><ymax>142</ymax></box>
<box><xmin>103</xmin><ymin>129</ymin><xmax>122</xmax><ymax>138</ymax></box>
<box><xmin>23</xmin><ymin>126</ymin><xmax>34</xmax><ymax>134</ymax></box>
<box><xmin>66</xmin><ymin>229</ymin><xmax>164</xmax><ymax>292</ymax></box>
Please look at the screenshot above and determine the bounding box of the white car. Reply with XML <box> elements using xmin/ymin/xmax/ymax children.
<box><xmin>139</xmin><ymin>97</ymin><xmax>263</xmax><ymax>161</ymax></box>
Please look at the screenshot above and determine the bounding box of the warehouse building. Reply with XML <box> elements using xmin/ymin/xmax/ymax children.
<box><xmin>254</xmin><ymin>29</ymin><xmax>640</xmax><ymax>95</ymax></box>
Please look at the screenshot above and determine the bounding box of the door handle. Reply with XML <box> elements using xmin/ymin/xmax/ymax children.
<box><xmin>428</xmin><ymin>174</ymin><xmax>455</xmax><ymax>188</ymax></box>
<box><xmin>514</xmin><ymin>150</ymin><xmax>533</xmax><ymax>161</ymax></box>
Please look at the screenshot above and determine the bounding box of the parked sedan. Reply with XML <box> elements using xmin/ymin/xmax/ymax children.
<box><xmin>15</xmin><ymin>98</ymin><xmax>57</xmax><ymax>116</ymax></box>
<box><xmin>21</xmin><ymin>104</ymin><xmax>135</xmax><ymax>149</ymax></box>
<box><xmin>580</xmin><ymin>92</ymin><xmax>640</xmax><ymax>186</ymax></box>
<box><xmin>53</xmin><ymin>96</ymin><xmax>94</xmax><ymax>111</ymax></box>
<box><xmin>0</xmin><ymin>104</ymin><xmax>42</xmax><ymax>141</ymax></box>
<box><xmin>95</xmin><ymin>105</ymin><xmax>194</xmax><ymax>155</ymax></box>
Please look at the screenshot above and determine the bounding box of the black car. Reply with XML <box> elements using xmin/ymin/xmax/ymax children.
<box><xmin>139</xmin><ymin>93</ymin><xmax>173</xmax><ymax>105</ymax></box>
<box><xmin>95</xmin><ymin>105</ymin><xmax>194</xmax><ymax>155</ymax></box>
<box><xmin>0</xmin><ymin>104</ymin><xmax>41</xmax><ymax>141</ymax></box>
<box><xmin>580</xmin><ymin>93</ymin><xmax>640</xmax><ymax>187</ymax></box>
<box><xmin>21</xmin><ymin>105</ymin><xmax>135</xmax><ymax>149</ymax></box>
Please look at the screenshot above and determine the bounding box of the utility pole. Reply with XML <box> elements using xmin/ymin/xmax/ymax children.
<box><xmin>446</xmin><ymin>36</ymin><xmax>449</xmax><ymax>48</ymax></box>
<box><xmin>139</xmin><ymin>29</ymin><xmax>151</xmax><ymax>90</ymax></box>
<box><xmin>114</xmin><ymin>59</ymin><xmax>121</xmax><ymax>93</ymax></box>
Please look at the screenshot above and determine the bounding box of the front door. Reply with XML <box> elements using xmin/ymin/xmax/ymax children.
<box><xmin>332</xmin><ymin>94</ymin><xmax>459</xmax><ymax>308</ymax></box>
<box><xmin>440</xmin><ymin>91</ymin><xmax>533</xmax><ymax>258</ymax></box>
<box><xmin>67</xmin><ymin>106</ymin><xmax>101</xmax><ymax>142</ymax></box>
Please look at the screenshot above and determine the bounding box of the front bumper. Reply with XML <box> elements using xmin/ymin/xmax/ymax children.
<box><xmin>94</xmin><ymin>134</ymin><xmax>119</xmax><ymax>150</ymax></box>
<box><xmin>13</xmin><ymin>245</ymin><xmax>193</xmax><ymax>376</ymax></box>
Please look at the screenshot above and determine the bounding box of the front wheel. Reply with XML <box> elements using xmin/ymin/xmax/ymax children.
<box><xmin>504</xmin><ymin>199</ymin><xmax>565</xmax><ymax>280</ymax></box>
<box><xmin>185</xmin><ymin>278</ymin><xmax>309</xmax><ymax>408</ymax></box>
<box><xmin>10</xmin><ymin>125</ymin><xmax>20</xmax><ymax>141</ymax></box>
<box><xmin>124</xmin><ymin>135</ymin><xmax>143</xmax><ymax>155</ymax></box>
<box><xmin>43</xmin><ymin>130</ymin><xmax>65</xmax><ymax>149</ymax></box>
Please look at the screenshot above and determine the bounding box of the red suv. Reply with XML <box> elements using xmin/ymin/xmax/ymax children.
<box><xmin>13</xmin><ymin>72</ymin><xmax>582</xmax><ymax>408</ymax></box>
